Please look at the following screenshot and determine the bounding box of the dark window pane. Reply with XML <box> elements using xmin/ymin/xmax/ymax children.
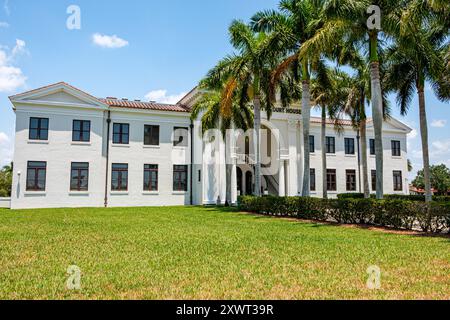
<box><xmin>326</xmin><ymin>169</ymin><xmax>336</xmax><ymax>191</ymax></box>
<box><xmin>73</xmin><ymin>121</ymin><xmax>81</xmax><ymax>131</ymax></box>
<box><xmin>173</xmin><ymin>165</ymin><xmax>188</xmax><ymax>191</ymax></box>
<box><xmin>30</xmin><ymin>118</ymin><xmax>39</xmax><ymax>129</ymax></box>
<box><xmin>112</xmin><ymin>164</ymin><xmax>128</xmax><ymax>191</ymax></box>
<box><xmin>41</xmin><ymin>119</ymin><xmax>49</xmax><ymax>129</ymax></box>
<box><xmin>309</xmin><ymin>136</ymin><xmax>315</xmax><ymax>153</ymax></box>
<box><xmin>346</xmin><ymin>170</ymin><xmax>357</xmax><ymax>191</ymax></box>
<box><xmin>70</xmin><ymin>162</ymin><xmax>89</xmax><ymax>191</ymax></box>
<box><xmin>345</xmin><ymin>138</ymin><xmax>355</xmax><ymax>155</ymax></box>
<box><xmin>310</xmin><ymin>169</ymin><xmax>316</xmax><ymax>191</ymax></box>
<box><xmin>113</xmin><ymin>124</ymin><xmax>129</xmax><ymax>144</ymax></box>
<box><xmin>26</xmin><ymin>161</ymin><xmax>47</xmax><ymax>191</ymax></box>
<box><xmin>371</xmin><ymin>170</ymin><xmax>377</xmax><ymax>191</ymax></box>
<box><xmin>29</xmin><ymin>118</ymin><xmax>49</xmax><ymax>141</ymax></box>
<box><xmin>73</xmin><ymin>131</ymin><xmax>80</xmax><ymax>141</ymax></box>
<box><xmin>392</xmin><ymin>140</ymin><xmax>401</xmax><ymax>157</ymax></box>
<box><xmin>326</xmin><ymin>137</ymin><xmax>335</xmax><ymax>154</ymax></box>
<box><xmin>29</xmin><ymin>129</ymin><xmax>38</xmax><ymax>140</ymax></box>
<box><xmin>370</xmin><ymin>139</ymin><xmax>375</xmax><ymax>155</ymax></box>
<box><xmin>393</xmin><ymin>171</ymin><xmax>403</xmax><ymax>191</ymax></box>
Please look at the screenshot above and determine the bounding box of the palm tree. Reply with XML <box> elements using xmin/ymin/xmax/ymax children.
<box><xmin>251</xmin><ymin>0</ymin><xmax>324</xmax><ymax>197</ymax></box>
<box><xmin>310</xmin><ymin>61</ymin><xmax>347</xmax><ymax>198</ymax></box>
<box><xmin>191</xmin><ymin>90</ymin><xmax>253</xmax><ymax>205</ymax></box>
<box><xmin>384</xmin><ymin>8</ymin><xmax>449</xmax><ymax>202</ymax></box>
<box><xmin>300</xmin><ymin>0</ymin><xmax>401</xmax><ymax>199</ymax></box>
<box><xmin>203</xmin><ymin>21</ymin><xmax>287</xmax><ymax>196</ymax></box>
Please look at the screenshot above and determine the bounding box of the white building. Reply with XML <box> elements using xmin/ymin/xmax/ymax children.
<box><xmin>8</xmin><ymin>82</ymin><xmax>412</xmax><ymax>209</ymax></box>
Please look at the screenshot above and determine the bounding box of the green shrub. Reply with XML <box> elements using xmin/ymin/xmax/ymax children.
<box><xmin>337</xmin><ymin>193</ymin><xmax>365</xmax><ymax>199</ymax></box>
<box><xmin>238</xmin><ymin>196</ymin><xmax>450</xmax><ymax>234</ymax></box>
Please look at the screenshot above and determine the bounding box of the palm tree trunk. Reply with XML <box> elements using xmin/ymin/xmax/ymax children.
<box><xmin>254</xmin><ymin>95</ymin><xmax>262</xmax><ymax>197</ymax></box>
<box><xmin>360</xmin><ymin>118</ymin><xmax>370</xmax><ymax>198</ymax></box>
<box><xmin>418</xmin><ymin>82</ymin><xmax>432</xmax><ymax>202</ymax></box>
<box><xmin>321</xmin><ymin>105</ymin><xmax>327</xmax><ymax>199</ymax></box>
<box><xmin>369</xmin><ymin>32</ymin><xmax>384</xmax><ymax>199</ymax></box>
<box><xmin>301</xmin><ymin>60</ymin><xmax>311</xmax><ymax>197</ymax></box>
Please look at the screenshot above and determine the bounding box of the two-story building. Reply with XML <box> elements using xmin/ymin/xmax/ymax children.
<box><xmin>8</xmin><ymin>82</ymin><xmax>412</xmax><ymax>209</ymax></box>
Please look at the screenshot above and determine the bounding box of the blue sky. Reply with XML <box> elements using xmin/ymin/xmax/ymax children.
<box><xmin>0</xmin><ymin>0</ymin><xmax>449</xmax><ymax>180</ymax></box>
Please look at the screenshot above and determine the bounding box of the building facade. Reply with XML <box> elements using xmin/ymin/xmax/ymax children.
<box><xmin>9</xmin><ymin>82</ymin><xmax>412</xmax><ymax>209</ymax></box>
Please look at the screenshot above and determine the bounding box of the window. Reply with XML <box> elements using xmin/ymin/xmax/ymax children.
<box><xmin>70</xmin><ymin>162</ymin><xmax>89</xmax><ymax>191</ymax></box>
<box><xmin>392</xmin><ymin>140</ymin><xmax>401</xmax><ymax>157</ymax></box>
<box><xmin>393</xmin><ymin>171</ymin><xmax>403</xmax><ymax>191</ymax></box>
<box><xmin>173</xmin><ymin>165</ymin><xmax>188</xmax><ymax>191</ymax></box>
<box><xmin>371</xmin><ymin>170</ymin><xmax>377</xmax><ymax>191</ymax></box>
<box><xmin>310</xmin><ymin>169</ymin><xmax>316</xmax><ymax>191</ymax></box>
<box><xmin>369</xmin><ymin>139</ymin><xmax>375</xmax><ymax>155</ymax></box>
<box><xmin>72</xmin><ymin>120</ymin><xmax>91</xmax><ymax>142</ymax></box>
<box><xmin>144</xmin><ymin>125</ymin><xmax>160</xmax><ymax>146</ymax></box>
<box><xmin>346</xmin><ymin>170</ymin><xmax>357</xmax><ymax>191</ymax></box>
<box><xmin>111</xmin><ymin>164</ymin><xmax>128</xmax><ymax>191</ymax></box>
<box><xmin>345</xmin><ymin>138</ymin><xmax>355</xmax><ymax>155</ymax></box>
<box><xmin>26</xmin><ymin>161</ymin><xmax>47</xmax><ymax>191</ymax></box>
<box><xmin>309</xmin><ymin>136</ymin><xmax>315</xmax><ymax>153</ymax></box>
<box><xmin>144</xmin><ymin>164</ymin><xmax>158</xmax><ymax>191</ymax></box>
<box><xmin>326</xmin><ymin>169</ymin><xmax>337</xmax><ymax>191</ymax></box>
<box><xmin>326</xmin><ymin>137</ymin><xmax>335</xmax><ymax>154</ymax></box>
<box><xmin>113</xmin><ymin>123</ymin><xmax>129</xmax><ymax>144</ymax></box>
<box><xmin>173</xmin><ymin>127</ymin><xmax>189</xmax><ymax>147</ymax></box>
<box><xmin>29</xmin><ymin>118</ymin><xmax>49</xmax><ymax>140</ymax></box>
<box><xmin>198</xmin><ymin>170</ymin><xmax>202</xmax><ymax>182</ymax></box>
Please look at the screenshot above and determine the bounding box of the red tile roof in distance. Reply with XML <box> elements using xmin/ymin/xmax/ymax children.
<box><xmin>99</xmin><ymin>98</ymin><xmax>190</xmax><ymax>113</ymax></box>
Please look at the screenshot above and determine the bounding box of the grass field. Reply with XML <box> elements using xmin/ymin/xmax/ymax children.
<box><xmin>0</xmin><ymin>206</ymin><xmax>448</xmax><ymax>300</ymax></box>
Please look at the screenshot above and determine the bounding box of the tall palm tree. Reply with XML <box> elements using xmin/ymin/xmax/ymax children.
<box><xmin>300</xmin><ymin>0</ymin><xmax>401</xmax><ymax>199</ymax></box>
<box><xmin>384</xmin><ymin>10</ymin><xmax>449</xmax><ymax>202</ymax></box>
<box><xmin>203</xmin><ymin>21</ymin><xmax>287</xmax><ymax>196</ymax></box>
<box><xmin>191</xmin><ymin>90</ymin><xmax>253</xmax><ymax>205</ymax></box>
<box><xmin>251</xmin><ymin>0</ymin><xmax>324</xmax><ymax>197</ymax></box>
<box><xmin>310</xmin><ymin>61</ymin><xmax>346</xmax><ymax>198</ymax></box>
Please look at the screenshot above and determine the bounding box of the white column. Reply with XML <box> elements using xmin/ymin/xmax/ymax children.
<box><xmin>279</xmin><ymin>160</ymin><xmax>286</xmax><ymax>197</ymax></box>
<box><xmin>231</xmin><ymin>160</ymin><xmax>237</xmax><ymax>204</ymax></box>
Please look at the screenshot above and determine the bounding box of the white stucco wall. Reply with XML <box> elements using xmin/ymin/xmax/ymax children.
<box><xmin>9</xmin><ymin>84</ymin><xmax>411</xmax><ymax>209</ymax></box>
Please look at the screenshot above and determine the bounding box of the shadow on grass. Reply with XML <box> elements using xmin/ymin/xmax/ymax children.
<box><xmin>203</xmin><ymin>206</ymin><xmax>450</xmax><ymax>241</ymax></box>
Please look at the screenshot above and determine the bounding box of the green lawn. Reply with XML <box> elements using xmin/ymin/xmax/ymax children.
<box><xmin>0</xmin><ymin>206</ymin><xmax>448</xmax><ymax>300</ymax></box>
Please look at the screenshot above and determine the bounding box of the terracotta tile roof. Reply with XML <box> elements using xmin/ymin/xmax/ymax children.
<box><xmin>99</xmin><ymin>98</ymin><xmax>190</xmax><ymax>113</ymax></box>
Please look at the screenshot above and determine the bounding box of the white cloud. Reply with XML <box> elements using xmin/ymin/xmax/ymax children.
<box><xmin>431</xmin><ymin>119</ymin><xmax>447</xmax><ymax>128</ymax></box>
<box><xmin>0</xmin><ymin>39</ymin><xmax>27</xmax><ymax>92</ymax></box>
<box><xmin>408</xmin><ymin>128</ymin><xmax>418</xmax><ymax>140</ymax></box>
<box><xmin>145</xmin><ymin>89</ymin><xmax>187</xmax><ymax>104</ymax></box>
<box><xmin>92</xmin><ymin>33</ymin><xmax>129</xmax><ymax>48</ymax></box>
<box><xmin>0</xmin><ymin>132</ymin><xmax>13</xmax><ymax>167</ymax></box>
<box><xmin>431</xmin><ymin>139</ymin><xmax>450</xmax><ymax>156</ymax></box>
<box><xmin>0</xmin><ymin>21</ymin><xmax>9</xmax><ymax>28</ymax></box>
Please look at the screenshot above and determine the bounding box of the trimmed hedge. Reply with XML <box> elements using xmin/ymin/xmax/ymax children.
<box><xmin>337</xmin><ymin>193</ymin><xmax>450</xmax><ymax>202</ymax></box>
<box><xmin>238</xmin><ymin>196</ymin><xmax>450</xmax><ymax>234</ymax></box>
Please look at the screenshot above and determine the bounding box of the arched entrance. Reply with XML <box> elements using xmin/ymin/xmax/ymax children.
<box><xmin>237</xmin><ymin>167</ymin><xmax>243</xmax><ymax>196</ymax></box>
